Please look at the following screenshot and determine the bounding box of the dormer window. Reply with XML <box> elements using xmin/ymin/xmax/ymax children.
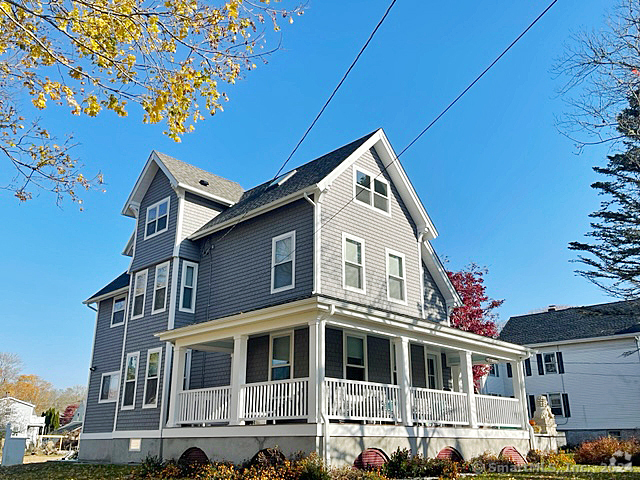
<box><xmin>354</xmin><ymin>167</ymin><xmax>389</xmax><ymax>214</ymax></box>
<box><xmin>145</xmin><ymin>198</ymin><xmax>170</xmax><ymax>239</ymax></box>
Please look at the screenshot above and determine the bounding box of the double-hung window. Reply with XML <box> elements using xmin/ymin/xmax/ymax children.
<box><xmin>143</xmin><ymin>348</ymin><xmax>162</xmax><ymax>408</ymax></box>
<box><xmin>345</xmin><ymin>334</ymin><xmax>366</xmax><ymax>381</ymax></box>
<box><xmin>151</xmin><ymin>262</ymin><xmax>169</xmax><ymax>314</ymax></box>
<box><xmin>122</xmin><ymin>352</ymin><xmax>140</xmax><ymax>409</ymax></box>
<box><xmin>543</xmin><ymin>353</ymin><xmax>558</xmax><ymax>374</ymax></box>
<box><xmin>132</xmin><ymin>270</ymin><xmax>148</xmax><ymax>319</ymax></box>
<box><xmin>98</xmin><ymin>372</ymin><xmax>120</xmax><ymax>403</ymax></box>
<box><xmin>547</xmin><ymin>393</ymin><xmax>564</xmax><ymax>416</ymax></box>
<box><xmin>179</xmin><ymin>261</ymin><xmax>198</xmax><ymax>313</ymax></box>
<box><xmin>386</xmin><ymin>249</ymin><xmax>407</xmax><ymax>303</ymax></box>
<box><xmin>271</xmin><ymin>231</ymin><xmax>295</xmax><ymax>293</ymax></box>
<box><xmin>426</xmin><ymin>354</ymin><xmax>438</xmax><ymax>389</ymax></box>
<box><xmin>111</xmin><ymin>296</ymin><xmax>126</xmax><ymax>327</ymax></box>
<box><xmin>270</xmin><ymin>333</ymin><xmax>292</xmax><ymax>380</ymax></box>
<box><xmin>145</xmin><ymin>198</ymin><xmax>170</xmax><ymax>239</ymax></box>
<box><xmin>354</xmin><ymin>167</ymin><xmax>390</xmax><ymax>214</ymax></box>
<box><xmin>343</xmin><ymin>234</ymin><xmax>365</xmax><ymax>293</ymax></box>
<box><xmin>489</xmin><ymin>364</ymin><xmax>499</xmax><ymax>377</ymax></box>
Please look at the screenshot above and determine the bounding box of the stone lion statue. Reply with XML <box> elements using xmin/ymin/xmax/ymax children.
<box><xmin>532</xmin><ymin>395</ymin><xmax>557</xmax><ymax>435</ymax></box>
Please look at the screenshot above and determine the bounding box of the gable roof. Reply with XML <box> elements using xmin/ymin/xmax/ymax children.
<box><xmin>499</xmin><ymin>299</ymin><xmax>640</xmax><ymax>345</ymax></box>
<box><xmin>84</xmin><ymin>272</ymin><xmax>130</xmax><ymax>304</ymax></box>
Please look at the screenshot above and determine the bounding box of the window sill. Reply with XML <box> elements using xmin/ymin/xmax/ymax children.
<box><xmin>144</xmin><ymin>227</ymin><xmax>169</xmax><ymax>241</ymax></box>
<box><xmin>271</xmin><ymin>284</ymin><xmax>295</xmax><ymax>294</ymax></box>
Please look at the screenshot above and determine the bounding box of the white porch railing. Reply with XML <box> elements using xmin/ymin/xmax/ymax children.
<box><xmin>324</xmin><ymin>378</ymin><xmax>401</xmax><ymax>422</ymax></box>
<box><xmin>241</xmin><ymin>378</ymin><xmax>308</xmax><ymax>421</ymax></box>
<box><xmin>177</xmin><ymin>386</ymin><xmax>231</xmax><ymax>424</ymax></box>
<box><xmin>476</xmin><ymin>394</ymin><xmax>521</xmax><ymax>427</ymax></box>
<box><xmin>410</xmin><ymin>387</ymin><xmax>469</xmax><ymax>425</ymax></box>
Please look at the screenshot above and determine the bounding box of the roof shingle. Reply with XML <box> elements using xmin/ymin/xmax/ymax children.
<box><xmin>86</xmin><ymin>272</ymin><xmax>130</xmax><ymax>302</ymax></box>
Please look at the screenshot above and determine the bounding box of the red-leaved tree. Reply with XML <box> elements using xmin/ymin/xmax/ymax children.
<box><xmin>60</xmin><ymin>403</ymin><xmax>79</xmax><ymax>426</ymax></box>
<box><xmin>447</xmin><ymin>264</ymin><xmax>503</xmax><ymax>388</ymax></box>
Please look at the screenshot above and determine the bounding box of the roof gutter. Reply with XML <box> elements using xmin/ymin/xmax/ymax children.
<box><xmin>521</xmin><ymin>331</ymin><xmax>640</xmax><ymax>348</ymax></box>
<box><xmin>83</xmin><ymin>286</ymin><xmax>129</xmax><ymax>305</ymax></box>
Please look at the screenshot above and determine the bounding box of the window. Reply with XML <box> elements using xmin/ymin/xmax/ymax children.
<box><xmin>392</xmin><ymin>343</ymin><xmax>397</xmax><ymax>385</ymax></box>
<box><xmin>427</xmin><ymin>354</ymin><xmax>438</xmax><ymax>389</ymax></box>
<box><xmin>143</xmin><ymin>348</ymin><xmax>162</xmax><ymax>407</ymax></box>
<box><xmin>354</xmin><ymin>167</ymin><xmax>390</xmax><ymax>213</ymax></box>
<box><xmin>386</xmin><ymin>249</ymin><xmax>407</xmax><ymax>303</ymax></box>
<box><xmin>183</xmin><ymin>349</ymin><xmax>192</xmax><ymax>390</ymax></box>
<box><xmin>489</xmin><ymin>364</ymin><xmax>499</xmax><ymax>377</ymax></box>
<box><xmin>111</xmin><ymin>296</ymin><xmax>126</xmax><ymax>326</ymax></box>
<box><xmin>122</xmin><ymin>352</ymin><xmax>140</xmax><ymax>409</ymax></box>
<box><xmin>132</xmin><ymin>270</ymin><xmax>148</xmax><ymax>319</ymax></box>
<box><xmin>342</xmin><ymin>233</ymin><xmax>365</xmax><ymax>293</ymax></box>
<box><xmin>544</xmin><ymin>353</ymin><xmax>558</xmax><ymax>374</ymax></box>
<box><xmin>179</xmin><ymin>261</ymin><xmax>198</xmax><ymax>313</ymax></box>
<box><xmin>547</xmin><ymin>393</ymin><xmax>564</xmax><ymax>416</ymax></box>
<box><xmin>145</xmin><ymin>197</ymin><xmax>170</xmax><ymax>239</ymax></box>
<box><xmin>151</xmin><ymin>262</ymin><xmax>169</xmax><ymax>314</ymax></box>
<box><xmin>506</xmin><ymin>363</ymin><xmax>513</xmax><ymax>378</ymax></box>
<box><xmin>345</xmin><ymin>334</ymin><xmax>366</xmax><ymax>381</ymax></box>
<box><xmin>271</xmin><ymin>231</ymin><xmax>295</xmax><ymax>293</ymax></box>
<box><xmin>270</xmin><ymin>333</ymin><xmax>292</xmax><ymax>380</ymax></box>
<box><xmin>98</xmin><ymin>372</ymin><xmax>120</xmax><ymax>403</ymax></box>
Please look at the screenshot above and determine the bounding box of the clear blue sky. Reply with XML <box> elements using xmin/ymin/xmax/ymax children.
<box><xmin>1</xmin><ymin>0</ymin><xmax>616</xmax><ymax>388</ymax></box>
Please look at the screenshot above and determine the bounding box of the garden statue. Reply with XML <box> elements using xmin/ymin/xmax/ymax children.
<box><xmin>532</xmin><ymin>395</ymin><xmax>557</xmax><ymax>435</ymax></box>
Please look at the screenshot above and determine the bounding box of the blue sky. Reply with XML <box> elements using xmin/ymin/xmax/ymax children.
<box><xmin>1</xmin><ymin>0</ymin><xmax>616</xmax><ymax>388</ymax></box>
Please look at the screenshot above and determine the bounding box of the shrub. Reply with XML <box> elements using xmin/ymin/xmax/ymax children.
<box><xmin>298</xmin><ymin>453</ymin><xmax>330</xmax><ymax>480</ymax></box>
<box><xmin>526</xmin><ymin>449</ymin><xmax>575</xmax><ymax>468</ymax></box>
<box><xmin>330</xmin><ymin>466</ymin><xmax>388</xmax><ymax>480</ymax></box>
<box><xmin>468</xmin><ymin>452</ymin><xmax>516</xmax><ymax>473</ymax></box>
<box><xmin>574</xmin><ymin>437</ymin><xmax>640</xmax><ymax>466</ymax></box>
<box><xmin>382</xmin><ymin>448</ymin><xmax>464</xmax><ymax>478</ymax></box>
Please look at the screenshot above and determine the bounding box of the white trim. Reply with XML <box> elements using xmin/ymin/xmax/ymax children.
<box><xmin>271</xmin><ymin>230</ymin><xmax>296</xmax><ymax>294</ymax></box>
<box><xmin>386</xmin><ymin>248</ymin><xmax>408</xmax><ymax>305</ymax></box>
<box><xmin>179</xmin><ymin>261</ymin><xmax>199</xmax><ymax>313</ymax></box>
<box><xmin>525</xmin><ymin>332</ymin><xmax>640</xmax><ymax>348</ymax></box>
<box><xmin>121</xmin><ymin>351</ymin><xmax>140</xmax><ymax>410</ymax></box>
<box><xmin>173</xmin><ymin>190</ymin><xmax>186</xmax><ymax>256</ymax></box>
<box><xmin>83</xmin><ymin>286</ymin><xmax>129</xmax><ymax>305</ymax></box>
<box><xmin>144</xmin><ymin>197</ymin><xmax>171</xmax><ymax>240</ymax></box>
<box><xmin>122</xmin><ymin>231</ymin><xmax>135</xmax><ymax>257</ymax></box>
<box><xmin>161</xmin><ymin>423</ymin><xmax>321</xmax><ymax>438</ymax></box>
<box><xmin>151</xmin><ymin>261</ymin><xmax>170</xmax><ymax>314</ymax></box>
<box><xmin>352</xmin><ymin>165</ymin><xmax>391</xmax><ymax>216</ymax></box>
<box><xmin>131</xmin><ymin>269</ymin><xmax>148</xmax><ymax>319</ymax></box>
<box><xmin>79</xmin><ymin>432</ymin><xmax>113</xmax><ymax>441</ymax></box>
<box><xmin>81</xmin><ymin>307</ymin><xmax>100</xmax><ymax>436</ymax></box>
<box><xmin>343</xmin><ymin>331</ymin><xmax>368</xmax><ymax>381</ymax></box>
<box><xmin>110</xmin><ymin>295</ymin><xmax>127</xmax><ymax>327</ymax></box>
<box><xmin>176</xmin><ymin>182</ymin><xmax>236</xmax><ymax>207</ymax></box>
<box><xmin>342</xmin><ymin>233</ymin><xmax>366</xmax><ymax>294</ymax></box>
<box><xmin>268</xmin><ymin>330</ymin><xmax>294</xmax><ymax>381</ymax></box>
<box><xmin>422</xmin><ymin>241</ymin><xmax>462</xmax><ymax>312</ymax></box>
<box><xmin>183</xmin><ymin>348</ymin><xmax>192</xmax><ymax>389</ymax></box>
<box><xmin>113</xmin><ymin>273</ymin><xmax>135</xmax><ymax>432</ymax></box>
<box><xmin>98</xmin><ymin>371</ymin><xmax>121</xmax><ymax>403</ymax></box>
<box><xmin>142</xmin><ymin>347</ymin><xmax>162</xmax><ymax>409</ymax></box>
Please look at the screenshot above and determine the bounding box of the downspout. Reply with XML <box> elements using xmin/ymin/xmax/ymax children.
<box><xmin>304</xmin><ymin>189</ymin><xmax>325</xmax><ymax>296</ymax></box>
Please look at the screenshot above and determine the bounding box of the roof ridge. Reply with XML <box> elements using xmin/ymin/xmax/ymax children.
<box><xmin>509</xmin><ymin>298</ymin><xmax>636</xmax><ymax>319</ymax></box>
<box><xmin>153</xmin><ymin>150</ymin><xmax>244</xmax><ymax>190</ymax></box>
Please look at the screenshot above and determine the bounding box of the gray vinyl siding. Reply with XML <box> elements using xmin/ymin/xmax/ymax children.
<box><xmin>178</xmin><ymin>192</ymin><xmax>225</xmax><ymax>261</ymax></box>
<box><xmin>441</xmin><ymin>353</ymin><xmax>452</xmax><ymax>391</ymax></box>
<box><xmin>116</xmin><ymin>260</ymin><xmax>172</xmax><ymax>431</ymax></box>
<box><xmin>294</xmin><ymin>327</ymin><xmax>309</xmax><ymax>379</ymax></box>
<box><xmin>83</xmin><ymin>297</ymin><xmax>125</xmax><ymax>433</ymax></box>
<box><xmin>246</xmin><ymin>335</ymin><xmax>269</xmax><ymax>383</ymax></box>
<box><xmin>193</xmin><ymin>199</ymin><xmax>314</xmax><ymax>323</ymax></box>
<box><xmin>321</xmin><ymin>148</ymin><xmax>423</xmax><ymax>319</ymax></box>
<box><xmin>423</xmin><ymin>265</ymin><xmax>447</xmax><ymax>323</ymax></box>
<box><xmin>188</xmin><ymin>351</ymin><xmax>231</xmax><ymax>389</ymax></box>
<box><xmin>131</xmin><ymin>170</ymin><xmax>178</xmax><ymax>272</ymax></box>
<box><xmin>174</xmin><ymin>259</ymin><xmax>196</xmax><ymax>329</ymax></box>
<box><xmin>410</xmin><ymin>344</ymin><xmax>427</xmax><ymax>388</ymax></box>
<box><xmin>367</xmin><ymin>336</ymin><xmax>391</xmax><ymax>384</ymax></box>
<box><xmin>325</xmin><ymin>327</ymin><xmax>343</xmax><ymax>379</ymax></box>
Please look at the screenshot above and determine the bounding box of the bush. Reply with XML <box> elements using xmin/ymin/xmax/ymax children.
<box><xmin>468</xmin><ymin>452</ymin><xmax>516</xmax><ymax>473</ymax></box>
<box><xmin>298</xmin><ymin>453</ymin><xmax>330</xmax><ymax>480</ymax></box>
<box><xmin>526</xmin><ymin>449</ymin><xmax>575</xmax><ymax>468</ymax></box>
<box><xmin>574</xmin><ymin>437</ymin><xmax>640</xmax><ymax>466</ymax></box>
<box><xmin>330</xmin><ymin>467</ymin><xmax>388</xmax><ymax>480</ymax></box>
<box><xmin>382</xmin><ymin>448</ymin><xmax>464</xmax><ymax>478</ymax></box>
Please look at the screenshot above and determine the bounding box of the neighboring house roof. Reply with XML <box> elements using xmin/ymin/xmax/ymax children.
<box><xmin>0</xmin><ymin>396</ymin><xmax>35</xmax><ymax>408</ymax></box>
<box><xmin>499</xmin><ymin>299</ymin><xmax>640</xmax><ymax>345</ymax></box>
<box><xmin>84</xmin><ymin>272</ymin><xmax>130</xmax><ymax>304</ymax></box>
<box><xmin>54</xmin><ymin>421</ymin><xmax>82</xmax><ymax>434</ymax></box>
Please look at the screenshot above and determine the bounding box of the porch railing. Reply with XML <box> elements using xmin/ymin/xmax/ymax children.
<box><xmin>410</xmin><ymin>387</ymin><xmax>469</xmax><ymax>425</ymax></box>
<box><xmin>177</xmin><ymin>385</ymin><xmax>231</xmax><ymax>424</ymax></box>
<box><xmin>476</xmin><ymin>394</ymin><xmax>521</xmax><ymax>427</ymax></box>
<box><xmin>241</xmin><ymin>378</ymin><xmax>308</xmax><ymax>421</ymax></box>
<box><xmin>324</xmin><ymin>378</ymin><xmax>401</xmax><ymax>422</ymax></box>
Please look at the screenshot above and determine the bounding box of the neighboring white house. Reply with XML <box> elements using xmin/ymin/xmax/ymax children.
<box><xmin>0</xmin><ymin>397</ymin><xmax>45</xmax><ymax>446</ymax></box>
<box><xmin>484</xmin><ymin>301</ymin><xmax>640</xmax><ymax>445</ymax></box>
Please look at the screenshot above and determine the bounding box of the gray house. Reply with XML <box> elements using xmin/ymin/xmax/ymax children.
<box><xmin>79</xmin><ymin>129</ymin><xmax>533</xmax><ymax>465</ymax></box>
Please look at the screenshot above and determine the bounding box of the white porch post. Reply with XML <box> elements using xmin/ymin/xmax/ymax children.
<box><xmin>512</xmin><ymin>359</ymin><xmax>529</xmax><ymax>428</ymax></box>
<box><xmin>394</xmin><ymin>337</ymin><xmax>413</xmax><ymax>426</ymax></box>
<box><xmin>166</xmin><ymin>344</ymin><xmax>186</xmax><ymax>427</ymax></box>
<box><xmin>308</xmin><ymin>317</ymin><xmax>325</xmax><ymax>423</ymax></box>
<box><xmin>459</xmin><ymin>350</ymin><xmax>478</xmax><ymax>428</ymax></box>
<box><xmin>229</xmin><ymin>334</ymin><xmax>248</xmax><ymax>426</ymax></box>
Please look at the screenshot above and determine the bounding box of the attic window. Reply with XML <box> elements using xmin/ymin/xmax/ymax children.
<box><xmin>354</xmin><ymin>167</ymin><xmax>389</xmax><ymax>213</ymax></box>
<box><xmin>269</xmin><ymin>170</ymin><xmax>297</xmax><ymax>188</ymax></box>
<box><xmin>145</xmin><ymin>197</ymin><xmax>170</xmax><ymax>239</ymax></box>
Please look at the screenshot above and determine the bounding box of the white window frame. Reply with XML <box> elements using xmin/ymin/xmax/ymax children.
<box><xmin>426</xmin><ymin>353</ymin><xmax>441</xmax><ymax>390</ymax></box>
<box><xmin>271</xmin><ymin>230</ymin><xmax>296</xmax><ymax>294</ymax></box>
<box><xmin>131</xmin><ymin>270</ymin><xmax>148</xmax><ymax>320</ymax></box>
<box><xmin>179</xmin><ymin>261</ymin><xmax>199</xmax><ymax>313</ymax></box>
<box><xmin>268</xmin><ymin>331</ymin><xmax>294</xmax><ymax>381</ymax></box>
<box><xmin>386</xmin><ymin>248</ymin><xmax>408</xmax><ymax>304</ymax></box>
<box><xmin>151</xmin><ymin>261</ymin><xmax>170</xmax><ymax>315</ymax></box>
<box><xmin>342</xmin><ymin>233</ymin><xmax>366</xmax><ymax>294</ymax></box>
<box><xmin>144</xmin><ymin>197</ymin><xmax>170</xmax><ymax>240</ymax></box>
<box><xmin>98</xmin><ymin>371</ymin><xmax>120</xmax><ymax>403</ymax></box>
<box><xmin>121</xmin><ymin>351</ymin><xmax>140</xmax><ymax>410</ymax></box>
<box><xmin>142</xmin><ymin>347</ymin><xmax>162</xmax><ymax>408</ymax></box>
<box><xmin>352</xmin><ymin>165</ymin><xmax>391</xmax><ymax>216</ymax></box>
<box><xmin>343</xmin><ymin>332</ymin><xmax>367</xmax><ymax>381</ymax></box>
<box><xmin>183</xmin><ymin>349</ymin><xmax>192</xmax><ymax>390</ymax></box>
<box><xmin>543</xmin><ymin>353</ymin><xmax>558</xmax><ymax>374</ymax></box>
<box><xmin>110</xmin><ymin>295</ymin><xmax>127</xmax><ymax>327</ymax></box>
<box><xmin>546</xmin><ymin>393</ymin><xmax>565</xmax><ymax>417</ymax></box>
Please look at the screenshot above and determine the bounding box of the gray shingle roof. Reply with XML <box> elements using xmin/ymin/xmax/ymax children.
<box><xmin>499</xmin><ymin>299</ymin><xmax>640</xmax><ymax>345</ymax></box>
<box><xmin>87</xmin><ymin>272</ymin><xmax>130</xmax><ymax>302</ymax></box>
<box><xmin>192</xmin><ymin>130</ymin><xmax>378</xmax><ymax>238</ymax></box>
<box><xmin>154</xmin><ymin>151</ymin><xmax>245</xmax><ymax>204</ymax></box>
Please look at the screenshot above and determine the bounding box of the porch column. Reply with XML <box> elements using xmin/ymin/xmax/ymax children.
<box><xmin>166</xmin><ymin>344</ymin><xmax>187</xmax><ymax>428</ymax></box>
<box><xmin>393</xmin><ymin>337</ymin><xmax>413</xmax><ymax>427</ymax></box>
<box><xmin>512</xmin><ymin>359</ymin><xmax>529</xmax><ymax>428</ymax></box>
<box><xmin>459</xmin><ymin>350</ymin><xmax>478</xmax><ymax>428</ymax></box>
<box><xmin>451</xmin><ymin>366</ymin><xmax>461</xmax><ymax>392</ymax></box>
<box><xmin>229</xmin><ymin>334</ymin><xmax>248</xmax><ymax>426</ymax></box>
<box><xmin>308</xmin><ymin>317</ymin><xmax>326</xmax><ymax>423</ymax></box>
